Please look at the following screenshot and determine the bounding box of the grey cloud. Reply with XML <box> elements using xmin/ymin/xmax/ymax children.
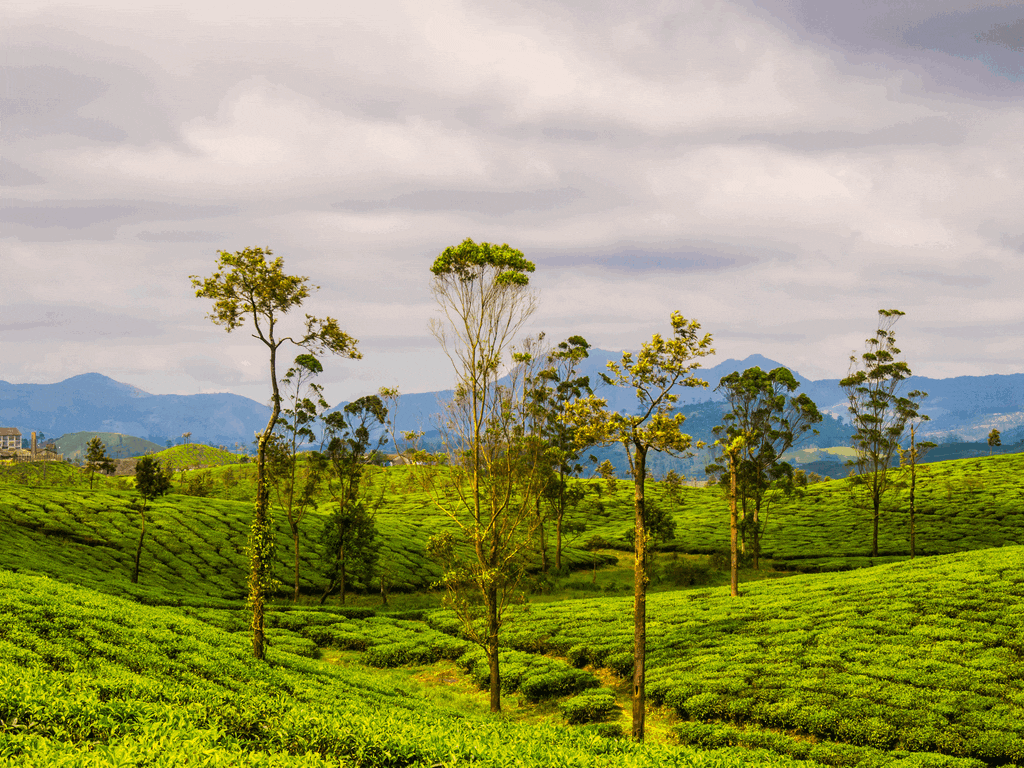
<box><xmin>903</xmin><ymin>8</ymin><xmax>1024</xmax><ymax>79</ymax></box>
<box><xmin>898</xmin><ymin>270</ymin><xmax>993</xmax><ymax>288</ymax></box>
<box><xmin>333</xmin><ymin>188</ymin><xmax>586</xmax><ymax>215</ymax></box>
<box><xmin>137</xmin><ymin>231</ymin><xmax>222</xmax><ymax>243</ymax></box>
<box><xmin>0</xmin><ymin>306</ymin><xmax>165</xmax><ymax>342</ymax></box>
<box><xmin>748</xmin><ymin>0</ymin><xmax>1024</xmax><ymax>93</ymax></box>
<box><xmin>977</xmin><ymin>19</ymin><xmax>1024</xmax><ymax>52</ymax></box>
<box><xmin>742</xmin><ymin>116</ymin><xmax>967</xmax><ymax>151</ymax></box>
<box><xmin>541</xmin><ymin>250</ymin><xmax>751</xmax><ymax>272</ymax></box>
<box><xmin>0</xmin><ymin>203</ymin><xmax>139</xmax><ymax>230</ymax></box>
<box><xmin>1</xmin><ymin>65</ymin><xmax>127</xmax><ymax>141</ymax></box>
<box><xmin>1</xmin><ymin>201</ymin><xmax>234</xmax><ymax>241</ymax></box>
<box><xmin>0</xmin><ymin>159</ymin><xmax>46</xmax><ymax>187</ymax></box>
<box><xmin>542</xmin><ymin>127</ymin><xmax>604</xmax><ymax>142</ymax></box>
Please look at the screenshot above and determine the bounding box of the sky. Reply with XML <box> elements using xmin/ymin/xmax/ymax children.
<box><xmin>3</xmin><ymin>0</ymin><xmax>1024</xmax><ymax>406</ymax></box>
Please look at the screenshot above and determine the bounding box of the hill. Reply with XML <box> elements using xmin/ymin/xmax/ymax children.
<box><xmin>55</xmin><ymin>431</ymin><xmax>165</xmax><ymax>461</ymax></box>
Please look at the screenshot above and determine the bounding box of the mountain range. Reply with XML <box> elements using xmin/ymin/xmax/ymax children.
<box><xmin>2</xmin><ymin>354</ymin><xmax>1022</xmax><ymax>459</ymax></box>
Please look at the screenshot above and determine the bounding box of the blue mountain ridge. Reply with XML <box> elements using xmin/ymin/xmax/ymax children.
<box><xmin>2</xmin><ymin>355</ymin><xmax>1022</xmax><ymax>451</ymax></box>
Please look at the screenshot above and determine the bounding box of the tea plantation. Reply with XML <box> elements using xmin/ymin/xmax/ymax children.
<box><xmin>3</xmin><ymin>452</ymin><xmax>1024</xmax><ymax>766</ymax></box>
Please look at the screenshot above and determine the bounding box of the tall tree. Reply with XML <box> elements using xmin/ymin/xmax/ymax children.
<box><xmin>425</xmin><ymin>238</ymin><xmax>542</xmax><ymax>715</ymax></box>
<box><xmin>131</xmin><ymin>456</ymin><xmax>172</xmax><ymax>584</ymax></box>
<box><xmin>191</xmin><ymin>247</ymin><xmax>360</xmax><ymax>660</ymax></box>
<box><xmin>707</xmin><ymin>366</ymin><xmax>822</xmax><ymax>576</ymax></box>
<box><xmin>268</xmin><ymin>354</ymin><xmax>329</xmax><ymax>602</ymax></box>
<box><xmin>841</xmin><ymin>309</ymin><xmax>927</xmax><ymax>557</ymax></box>
<box><xmin>562</xmin><ymin>311</ymin><xmax>714</xmax><ymax>741</ymax></box>
<box><xmin>84</xmin><ymin>437</ymin><xmax>114</xmax><ymax>489</ymax></box>
<box><xmin>319</xmin><ymin>395</ymin><xmax>387</xmax><ymax>604</ymax></box>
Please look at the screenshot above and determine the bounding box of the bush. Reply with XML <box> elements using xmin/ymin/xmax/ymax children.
<box><xmin>560</xmin><ymin>690</ymin><xmax>617</xmax><ymax>724</ymax></box>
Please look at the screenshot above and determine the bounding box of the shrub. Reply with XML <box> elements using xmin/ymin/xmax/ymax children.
<box><xmin>560</xmin><ymin>690</ymin><xmax>618</xmax><ymax>724</ymax></box>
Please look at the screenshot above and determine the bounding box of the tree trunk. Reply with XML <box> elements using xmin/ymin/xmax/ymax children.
<box><xmin>250</xmin><ymin>343</ymin><xmax>281</xmax><ymax>661</ymax></box>
<box><xmin>751</xmin><ymin>498</ymin><xmax>761</xmax><ymax>571</ymax></box>
<box><xmin>631</xmin><ymin>444</ymin><xmax>648</xmax><ymax>742</ymax></box>
<box><xmin>872</xmin><ymin>493</ymin><xmax>880</xmax><ymax>557</ymax></box>
<box><xmin>556</xmin><ymin>476</ymin><xmax>565</xmax><ymax>572</ymax></box>
<box><xmin>131</xmin><ymin>507</ymin><xmax>146</xmax><ymax>584</ymax></box>
<box><xmin>730</xmin><ymin>452</ymin><xmax>739</xmax><ymax>598</ymax></box>
<box><xmin>487</xmin><ymin>583</ymin><xmax>501</xmax><ymax>713</ymax></box>
<box><xmin>293</xmin><ymin>523</ymin><xmax>301</xmax><ymax>602</ymax></box>
<box><xmin>537</xmin><ymin>497</ymin><xmax>548</xmax><ymax>573</ymax></box>
<box><xmin>339</xmin><ymin>552</ymin><xmax>346</xmax><ymax>605</ymax></box>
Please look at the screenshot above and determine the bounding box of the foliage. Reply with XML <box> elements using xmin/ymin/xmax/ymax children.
<box><xmin>269</xmin><ymin>354</ymin><xmax>329</xmax><ymax>601</ymax></box>
<box><xmin>561</xmin><ymin>310</ymin><xmax>714</xmax><ymax>741</ymax></box>
<box><xmin>84</xmin><ymin>437</ymin><xmax>114</xmax><ymax>490</ymax></box>
<box><xmin>988</xmin><ymin>429</ymin><xmax>1001</xmax><ymax>454</ymax></box>
<box><xmin>841</xmin><ymin>309</ymin><xmax>928</xmax><ymax>557</ymax></box>
<box><xmin>706</xmin><ymin>366</ymin><xmax>822</xmax><ymax>572</ymax></box>
<box><xmin>526</xmin><ymin>335</ymin><xmax>594</xmax><ymax>572</ymax></box>
<box><xmin>192</xmin><ymin>245</ymin><xmax>361</xmax><ymax>660</ymax></box>
<box><xmin>426</xmin><ymin>237</ymin><xmax>543</xmax><ymax>714</ymax></box>
<box><xmin>131</xmin><ymin>456</ymin><xmax>173</xmax><ymax>584</ymax></box>
<box><xmin>319</xmin><ymin>395</ymin><xmax>388</xmax><ymax>605</ymax></box>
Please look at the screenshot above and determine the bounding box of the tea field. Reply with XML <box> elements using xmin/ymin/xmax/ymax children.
<box><xmin>0</xmin><ymin>568</ymin><xmax>825</xmax><ymax>767</ymax></box>
<box><xmin>0</xmin><ymin>467</ymin><xmax>612</xmax><ymax>605</ymax></box>
<box><xmin>3</xmin><ymin>452</ymin><xmax>1024</xmax><ymax>766</ymax></box>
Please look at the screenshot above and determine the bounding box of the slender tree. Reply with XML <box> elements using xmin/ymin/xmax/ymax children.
<box><xmin>268</xmin><ymin>354</ymin><xmax>329</xmax><ymax>602</ymax></box>
<box><xmin>841</xmin><ymin>309</ymin><xmax>927</xmax><ymax>557</ymax></box>
<box><xmin>896</xmin><ymin>424</ymin><xmax>936</xmax><ymax>559</ymax></box>
<box><xmin>191</xmin><ymin>247</ymin><xmax>360</xmax><ymax>660</ymax></box>
<box><xmin>562</xmin><ymin>311</ymin><xmax>714</xmax><ymax>741</ymax></box>
<box><xmin>131</xmin><ymin>456</ymin><xmax>172</xmax><ymax>584</ymax></box>
<box><xmin>424</xmin><ymin>238</ymin><xmax>542</xmax><ymax>715</ymax></box>
<box><xmin>706</xmin><ymin>366</ymin><xmax>822</xmax><ymax>574</ymax></box>
<box><xmin>84</xmin><ymin>437</ymin><xmax>114</xmax><ymax>489</ymax></box>
<box><xmin>319</xmin><ymin>395</ymin><xmax>388</xmax><ymax>604</ymax></box>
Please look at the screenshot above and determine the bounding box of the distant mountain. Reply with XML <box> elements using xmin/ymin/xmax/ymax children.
<box><xmin>0</xmin><ymin>373</ymin><xmax>270</xmax><ymax>449</ymax></box>
<box><xmin>2</xmin><ymin>354</ymin><xmax>1022</xmax><ymax>460</ymax></box>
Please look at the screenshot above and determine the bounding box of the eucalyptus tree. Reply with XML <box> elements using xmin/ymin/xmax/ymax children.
<box><xmin>561</xmin><ymin>311</ymin><xmax>714</xmax><ymax>741</ymax></box>
<box><xmin>896</xmin><ymin>424</ymin><xmax>935</xmax><ymax>559</ymax></box>
<box><xmin>841</xmin><ymin>309</ymin><xmax>927</xmax><ymax>557</ymax></box>
<box><xmin>191</xmin><ymin>246</ymin><xmax>360</xmax><ymax>660</ymax></box>
<box><xmin>424</xmin><ymin>238</ymin><xmax>543</xmax><ymax>714</ymax></box>
<box><xmin>706</xmin><ymin>366</ymin><xmax>822</xmax><ymax>574</ymax></box>
<box><xmin>268</xmin><ymin>354</ymin><xmax>329</xmax><ymax>602</ymax></box>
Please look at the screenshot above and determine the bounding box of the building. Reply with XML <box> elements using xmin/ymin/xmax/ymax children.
<box><xmin>0</xmin><ymin>428</ymin><xmax>22</xmax><ymax>450</ymax></box>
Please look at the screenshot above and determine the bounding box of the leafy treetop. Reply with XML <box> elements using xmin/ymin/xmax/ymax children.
<box><xmin>190</xmin><ymin>247</ymin><xmax>360</xmax><ymax>363</ymax></box>
<box><xmin>430</xmin><ymin>238</ymin><xmax>535</xmax><ymax>286</ymax></box>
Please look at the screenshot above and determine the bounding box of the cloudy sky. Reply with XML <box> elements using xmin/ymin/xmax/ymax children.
<box><xmin>4</xmin><ymin>0</ymin><xmax>1024</xmax><ymax>406</ymax></box>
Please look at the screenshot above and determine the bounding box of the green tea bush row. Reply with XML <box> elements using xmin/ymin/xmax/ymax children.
<box><xmin>456</xmin><ymin>648</ymin><xmax>600</xmax><ymax>702</ymax></box>
<box><xmin>0</xmin><ymin>569</ymin><xmax>818</xmax><ymax>768</ymax></box>
<box><xmin>560</xmin><ymin>688</ymin><xmax>619</xmax><ymax>724</ymax></box>
<box><xmin>673</xmin><ymin>722</ymin><xmax>988</xmax><ymax>768</ymax></box>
